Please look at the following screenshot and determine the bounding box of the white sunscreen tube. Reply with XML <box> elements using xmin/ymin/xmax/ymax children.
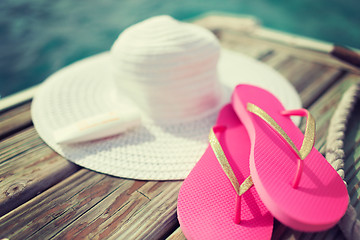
<box><xmin>53</xmin><ymin>109</ymin><xmax>141</xmax><ymax>144</ymax></box>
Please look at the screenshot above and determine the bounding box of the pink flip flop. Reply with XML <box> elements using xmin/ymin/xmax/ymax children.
<box><xmin>177</xmin><ymin>104</ymin><xmax>273</xmax><ymax>240</ymax></box>
<box><xmin>231</xmin><ymin>84</ymin><xmax>349</xmax><ymax>232</ymax></box>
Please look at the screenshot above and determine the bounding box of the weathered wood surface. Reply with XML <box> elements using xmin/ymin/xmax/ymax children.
<box><xmin>0</xmin><ymin>101</ymin><xmax>32</xmax><ymax>139</ymax></box>
<box><xmin>0</xmin><ymin>14</ymin><xmax>359</xmax><ymax>239</ymax></box>
<box><xmin>0</xmin><ymin>127</ymin><xmax>80</xmax><ymax>216</ymax></box>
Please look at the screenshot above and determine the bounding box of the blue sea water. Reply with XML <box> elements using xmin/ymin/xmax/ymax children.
<box><xmin>1</xmin><ymin>0</ymin><xmax>359</xmax><ymax>99</ymax></box>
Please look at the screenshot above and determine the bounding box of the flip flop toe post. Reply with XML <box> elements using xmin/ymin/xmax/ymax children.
<box><xmin>232</xmin><ymin>84</ymin><xmax>349</xmax><ymax>232</ymax></box>
<box><xmin>177</xmin><ymin>104</ymin><xmax>273</xmax><ymax>240</ymax></box>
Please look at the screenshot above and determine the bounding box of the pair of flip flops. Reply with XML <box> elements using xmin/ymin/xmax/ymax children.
<box><xmin>177</xmin><ymin>84</ymin><xmax>349</xmax><ymax>239</ymax></box>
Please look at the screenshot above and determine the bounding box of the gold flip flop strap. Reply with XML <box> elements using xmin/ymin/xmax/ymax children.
<box><xmin>209</xmin><ymin>128</ymin><xmax>253</xmax><ymax>196</ymax></box>
<box><xmin>247</xmin><ymin>103</ymin><xmax>316</xmax><ymax>160</ymax></box>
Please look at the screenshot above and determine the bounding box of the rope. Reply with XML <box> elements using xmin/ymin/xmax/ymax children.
<box><xmin>326</xmin><ymin>82</ymin><xmax>360</xmax><ymax>240</ymax></box>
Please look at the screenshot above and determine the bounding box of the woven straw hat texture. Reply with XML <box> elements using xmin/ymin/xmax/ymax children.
<box><xmin>32</xmin><ymin>16</ymin><xmax>301</xmax><ymax>180</ymax></box>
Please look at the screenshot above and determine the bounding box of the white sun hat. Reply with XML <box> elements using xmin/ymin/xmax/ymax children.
<box><xmin>31</xmin><ymin>15</ymin><xmax>301</xmax><ymax>180</ymax></box>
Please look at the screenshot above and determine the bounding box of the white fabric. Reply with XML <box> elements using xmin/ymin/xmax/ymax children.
<box><xmin>31</xmin><ymin>16</ymin><xmax>302</xmax><ymax>180</ymax></box>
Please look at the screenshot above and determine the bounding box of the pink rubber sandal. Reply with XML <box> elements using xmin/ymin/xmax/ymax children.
<box><xmin>177</xmin><ymin>104</ymin><xmax>273</xmax><ymax>240</ymax></box>
<box><xmin>231</xmin><ymin>84</ymin><xmax>349</xmax><ymax>232</ymax></box>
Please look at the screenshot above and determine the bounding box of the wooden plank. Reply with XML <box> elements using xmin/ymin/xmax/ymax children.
<box><xmin>0</xmin><ymin>128</ymin><xmax>44</xmax><ymax>162</ymax></box>
<box><xmin>210</xmin><ymin>28</ymin><xmax>360</xmax><ymax>74</ymax></box>
<box><xmin>166</xmin><ymin>227</ymin><xmax>185</xmax><ymax>240</ymax></box>
<box><xmin>31</xmin><ymin>176</ymin><xmax>148</xmax><ymax>240</ymax></box>
<box><xmin>108</xmin><ymin>181</ymin><xmax>181</xmax><ymax>239</ymax></box>
<box><xmin>0</xmin><ymin>170</ymin><xmax>114</xmax><ymax>239</ymax></box>
<box><xmin>263</xmin><ymin>54</ymin><xmax>344</xmax><ymax>108</ymax></box>
<box><xmin>43</xmin><ymin>181</ymin><xmax>181</xmax><ymax>239</ymax></box>
<box><xmin>0</xmin><ymin>169</ymin><xmax>182</xmax><ymax>239</ymax></box>
<box><xmin>253</xmin><ymin>27</ymin><xmax>360</xmax><ymax>72</ymax></box>
<box><xmin>0</xmin><ymin>127</ymin><xmax>80</xmax><ymax>216</ymax></box>
<box><xmin>0</xmin><ymin>102</ymin><xmax>32</xmax><ymax>139</ymax></box>
<box><xmin>219</xmin><ymin>32</ymin><xmax>273</xmax><ymax>59</ymax></box>
<box><xmin>213</xmin><ymin>29</ymin><xmax>345</xmax><ymax>109</ymax></box>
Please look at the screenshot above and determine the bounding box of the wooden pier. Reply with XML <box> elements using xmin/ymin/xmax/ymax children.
<box><xmin>0</xmin><ymin>14</ymin><xmax>359</xmax><ymax>239</ymax></box>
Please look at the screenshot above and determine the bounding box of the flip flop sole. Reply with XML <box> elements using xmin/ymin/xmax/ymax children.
<box><xmin>232</xmin><ymin>84</ymin><xmax>349</xmax><ymax>232</ymax></box>
<box><xmin>177</xmin><ymin>104</ymin><xmax>273</xmax><ymax>240</ymax></box>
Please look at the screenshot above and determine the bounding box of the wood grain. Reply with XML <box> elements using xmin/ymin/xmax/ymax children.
<box><xmin>0</xmin><ymin>102</ymin><xmax>32</xmax><ymax>139</ymax></box>
<box><xmin>264</xmin><ymin>55</ymin><xmax>344</xmax><ymax>108</ymax></box>
<box><xmin>0</xmin><ymin>170</ymin><xmax>182</xmax><ymax>240</ymax></box>
<box><xmin>166</xmin><ymin>227</ymin><xmax>184</xmax><ymax>240</ymax></box>
<box><xmin>0</xmin><ymin>127</ymin><xmax>79</xmax><ymax>217</ymax></box>
<box><xmin>213</xmin><ymin>27</ymin><xmax>346</xmax><ymax>109</ymax></box>
<box><xmin>0</xmin><ymin>170</ymin><xmax>111</xmax><ymax>239</ymax></box>
<box><xmin>210</xmin><ymin>27</ymin><xmax>360</xmax><ymax>74</ymax></box>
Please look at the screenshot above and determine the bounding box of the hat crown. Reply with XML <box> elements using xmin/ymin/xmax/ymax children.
<box><xmin>110</xmin><ymin>15</ymin><xmax>222</xmax><ymax>122</ymax></box>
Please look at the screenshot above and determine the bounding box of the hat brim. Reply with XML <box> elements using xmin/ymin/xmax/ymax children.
<box><xmin>31</xmin><ymin>48</ymin><xmax>301</xmax><ymax>180</ymax></box>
